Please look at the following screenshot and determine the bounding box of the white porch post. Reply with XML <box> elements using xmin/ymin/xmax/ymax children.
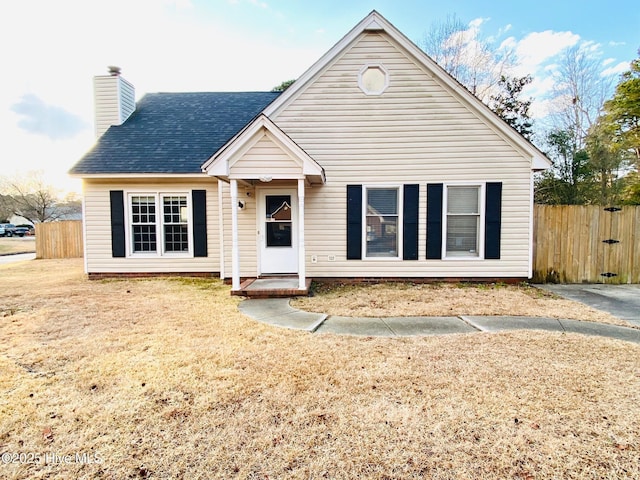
<box><xmin>230</xmin><ymin>179</ymin><xmax>240</xmax><ymax>291</ymax></box>
<box><xmin>217</xmin><ymin>179</ymin><xmax>225</xmax><ymax>280</ymax></box>
<box><xmin>298</xmin><ymin>179</ymin><xmax>306</xmax><ymax>290</ymax></box>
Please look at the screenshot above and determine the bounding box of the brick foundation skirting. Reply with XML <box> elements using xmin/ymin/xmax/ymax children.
<box><xmin>88</xmin><ymin>272</ymin><xmax>219</xmax><ymax>280</ymax></box>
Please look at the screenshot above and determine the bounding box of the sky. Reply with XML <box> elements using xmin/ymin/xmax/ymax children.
<box><xmin>1</xmin><ymin>0</ymin><xmax>638</xmax><ymax>194</ymax></box>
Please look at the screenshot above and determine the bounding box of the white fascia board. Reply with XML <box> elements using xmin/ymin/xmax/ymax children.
<box><xmin>532</xmin><ymin>155</ymin><xmax>552</xmax><ymax>171</ymax></box>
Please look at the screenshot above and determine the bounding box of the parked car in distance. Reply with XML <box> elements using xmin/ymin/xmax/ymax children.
<box><xmin>0</xmin><ymin>223</ymin><xmax>16</xmax><ymax>237</ymax></box>
<box><xmin>13</xmin><ymin>227</ymin><xmax>31</xmax><ymax>237</ymax></box>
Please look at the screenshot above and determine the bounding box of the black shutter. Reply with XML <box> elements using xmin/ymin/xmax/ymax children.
<box><xmin>109</xmin><ymin>190</ymin><xmax>126</xmax><ymax>258</ymax></box>
<box><xmin>403</xmin><ymin>184</ymin><xmax>419</xmax><ymax>260</ymax></box>
<box><xmin>426</xmin><ymin>184</ymin><xmax>443</xmax><ymax>259</ymax></box>
<box><xmin>346</xmin><ymin>185</ymin><xmax>362</xmax><ymax>260</ymax></box>
<box><xmin>484</xmin><ymin>182</ymin><xmax>502</xmax><ymax>259</ymax></box>
<box><xmin>192</xmin><ymin>190</ymin><xmax>207</xmax><ymax>257</ymax></box>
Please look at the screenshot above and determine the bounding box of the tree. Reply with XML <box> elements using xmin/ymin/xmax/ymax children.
<box><xmin>420</xmin><ymin>14</ymin><xmax>513</xmax><ymax>101</ymax></box>
<box><xmin>535</xmin><ymin>129</ymin><xmax>591</xmax><ymax>204</ymax></box>
<box><xmin>579</xmin><ymin>50</ymin><xmax>640</xmax><ymax>204</ymax></box>
<box><xmin>621</xmin><ymin>171</ymin><xmax>640</xmax><ymax>204</ymax></box>
<box><xmin>549</xmin><ymin>45</ymin><xmax>612</xmax><ymax>151</ymax></box>
<box><xmin>584</xmin><ymin>118</ymin><xmax>626</xmax><ymax>205</ymax></box>
<box><xmin>488</xmin><ymin>75</ymin><xmax>534</xmax><ymax>140</ymax></box>
<box><xmin>272</xmin><ymin>79</ymin><xmax>296</xmax><ymax>92</ymax></box>
<box><xmin>535</xmin><ymin>46</ymin><xmax>616</xmax><ymax>205</ymax></box>
<box><xmin>0</xmin><ymin>171</ymin><xmax>79</xmax><ymax>223</ymax></box>
<box><xmin>602</xmin><ymin>51</ymin><xmax>640</xmax><ymax>164</ymax></box>
<box><xmin>0</xmin><ymin>194</ymin><xmax>14</xmax><ymax>223</ymax></box>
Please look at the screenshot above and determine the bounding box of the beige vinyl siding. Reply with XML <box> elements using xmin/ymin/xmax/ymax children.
<box><xmin>219</xmin><ymin>181</ymin><xmax>258</xmax><ymax>277</ymax></box>
<box><xmin>272</xmin><ymin>31</ymin><xmax>533</xmax><ymax>278</ymax></box>
<box><xmin>83</xmin><ymin>178</ymin><xmax>219</xmax><ymax>273</ymax></box>
<box><xmin>230</xmin><ymin>132</ymin><xmax>302</xmax><ymax>180</ymax></box>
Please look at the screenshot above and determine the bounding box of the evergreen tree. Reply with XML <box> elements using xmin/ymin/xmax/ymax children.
<box><xmin>489</xmin><ymin>75</ymin><xmax>534</xmax><ymax>140</ymax></box>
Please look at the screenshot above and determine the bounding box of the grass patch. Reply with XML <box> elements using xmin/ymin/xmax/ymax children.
<box><xmin>0</xmin><ymin>259</ymin><xmax>638</xmax><ymax>479</ymax></box>
<box><xmin>292</xmin><ymin>281</ymin><xmax>628</xmax><ymax>326</ymax></box>
<box><xmin>0</xmin><ymin>237</ymin><xmax>35</xmax><ymax>255</ymax></box>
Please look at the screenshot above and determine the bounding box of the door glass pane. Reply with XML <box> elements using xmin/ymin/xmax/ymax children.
<box><xmin>265</xmin><ymin>195</ymin><xmax>292</xmax><ymax>247</ymax></box>
<box><xmin>266</xmin><ymin>223</ymin><xmax>292</xmax><ymax>247</ymax></box>
<box><xmin>266</xmin><ymin>195</ymin><xmax>291</xmax><ymax>220</ymax></box>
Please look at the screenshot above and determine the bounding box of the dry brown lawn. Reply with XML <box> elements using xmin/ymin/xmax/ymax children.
<box><xmin>0</xmin><ymin>237</ymin><xmax>35</xmax><ymax>255</ymax></box>
<box><xmin>292</xmin><ymin>281</ymin><xmax>629</xmax><ymax>326</ymax></box>
<box><xmin>0</xmin><ymin>259</ymin><xmax>639</xmax><ymax>479</ymax></box>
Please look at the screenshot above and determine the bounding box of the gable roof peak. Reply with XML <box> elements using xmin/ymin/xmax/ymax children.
<box><xmin>263</xmin><ymin>10</ymin><xmax>550</xmax><ymax>171</ymax></box>
<box><xmin>362</xmin><ymin>10</ymin><xmax>385</xmax><ymax>30</ymax></box>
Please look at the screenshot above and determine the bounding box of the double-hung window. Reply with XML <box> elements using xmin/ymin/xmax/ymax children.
<box><xmin>163</xmin><ymin>196</ymin><xmax>189</xmax><ymax>252</ymax></box>
<box><xmin>365</xmin><ymin>187</ymin><xmax>400</xmax><ymax>258</ymax></box>
<box><xmin>131</xmin><ymin>195</ymin><xmax>157</xmax><ymax>253</ymax></box>
<box><xmin>129</xmin><ymin>193</ymin><xmax>190</xmax><ymax>255</ymax></box>
<box><xmin>445</xmin><ymin>186</ymin><xmax>481</xmax><ymax>257</ymax></box>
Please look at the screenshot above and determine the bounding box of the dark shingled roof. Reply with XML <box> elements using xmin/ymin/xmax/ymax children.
<box><xmin>69</xmin><ymin>91</ymin><xmax>281</xmax><ymax>175</ymax></box>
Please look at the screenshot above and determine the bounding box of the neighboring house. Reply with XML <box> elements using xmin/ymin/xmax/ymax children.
<box><xmin>69</xmin><ymin>11</ymin><xmax>550</xmax><ymax>292</ymax></box>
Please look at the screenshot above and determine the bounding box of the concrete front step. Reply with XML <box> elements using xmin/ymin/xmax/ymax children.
<box><xmin>232</xmin><ymin>278</ymin><xmax>311</xmax><ymax>298</ymax></box>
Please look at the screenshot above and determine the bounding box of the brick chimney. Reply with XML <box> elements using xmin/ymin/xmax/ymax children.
<box><xmin>93</xmin><ymin>66</ymin><xmax>135</xmax><ymax>137</ymax></box>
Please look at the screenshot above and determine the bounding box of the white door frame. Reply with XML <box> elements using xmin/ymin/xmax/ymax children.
<box><xmin>257</xmin><ymin>187</ymin><xmax>299</xmax><ymax>275</ymax></box>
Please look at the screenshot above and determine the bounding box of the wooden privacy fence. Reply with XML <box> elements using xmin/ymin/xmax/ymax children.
<box><xmin>35</xmin><ymin>220</ymin><xmax>83</xmax><ymax>259</ymax></box>
<box><xmin>533</xmin><ymin>205</ymin><xmax>640</xmax><ymax>284</ymax></box>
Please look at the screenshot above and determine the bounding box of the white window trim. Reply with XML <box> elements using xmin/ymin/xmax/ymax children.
<box><xmin>442</xmin><ymin>183</ymin><xmax>486</xmax><ymax>261</ymax></box>
<box><xmin>125</xmin><ymin>191</ymin><xmax>193</xmax><ymax>258</ymax></box>
<box><xmin>362</xmin><ymin>184</ymin><xmax>403</xmax><ymax>261</ymax></box>
<box><xmin>358</xmin><ymin>63</ymin><xmax>390</xmax><ymax>96</ymax></box>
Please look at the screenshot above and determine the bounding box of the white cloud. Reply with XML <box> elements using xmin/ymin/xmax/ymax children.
<box><xmin>602</xmin><ymin>58</ymin><xmax>615</xmax><ymax>66</ymax></box>
<box><xmin>601</xmin><ymin>61</ymin><xmax>630</xmax><ymax>77</ymax></box>
<box><xmin>512</xmin><ymin>30</ymin><xmax>581</xmax><ymax>76</ymax></box>
<box><xmin>468</xmin><ymin>17</ymin><xmax>488</xmax><ymax>29</ymax></box>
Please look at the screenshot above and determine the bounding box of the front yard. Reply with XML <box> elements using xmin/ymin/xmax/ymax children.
<box><xmin>1</xmin><ymin>259</ymin><xmax>638</xmax><ymax>479</ymax></box>
<box><xmin>0</xmin><ymin>237</ymin><xmax>35</xmax><ymax>256</ymax></box>
<box><xmin>293</xmin><ymin>281</ymin><xmax>627</xmax><ymax>325</ymax></box>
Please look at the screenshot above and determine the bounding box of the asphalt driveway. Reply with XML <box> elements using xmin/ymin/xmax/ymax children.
<box><xmin>536</xmin><ymin>284</ymin><xmax>640</xmax><ymax>326</ymax></box>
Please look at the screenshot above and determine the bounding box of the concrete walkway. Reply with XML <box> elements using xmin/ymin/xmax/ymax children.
<box><xmin>0</xmin><ymin>252</ymin><xmax>36</xmax><ymax>265</ymax></box>
<box><xmin>238</xmin><ymin>298</ymin><xmax>640</xmax><ymax>344</ymax></box>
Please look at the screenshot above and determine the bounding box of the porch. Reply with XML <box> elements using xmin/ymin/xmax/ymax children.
<box><xmin>202</xmin><ymin>114</ymin><xmax>326</xmax><ymax>296</ymax></box>
<box><xmin>232</xmin><ymin>277</ymin><xmax>312</xmax><ymax>298</ymax></box>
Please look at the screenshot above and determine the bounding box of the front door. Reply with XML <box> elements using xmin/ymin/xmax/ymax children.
<box><xmin>259</xmin><ymin>189</ymin><xmax>298</xmax><ymax>274</ymax></box>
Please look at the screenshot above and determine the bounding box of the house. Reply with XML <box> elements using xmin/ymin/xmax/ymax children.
<box><xmin>69</xmin><ymin>11</ymin><xmax>550</xmax><ymax>294</ymax></box>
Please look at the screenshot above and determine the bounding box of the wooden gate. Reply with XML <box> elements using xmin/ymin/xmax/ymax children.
<box><xmin>532</xmin><ymin>205</ymin><xmax>640</xmax><ymax>284</ymax></box>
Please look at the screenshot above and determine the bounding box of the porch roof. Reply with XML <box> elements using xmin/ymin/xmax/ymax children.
<box><xmin>202</xmin><ymin>114</ymin><xmax>325</xmax><ymax>185</ymax></box>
